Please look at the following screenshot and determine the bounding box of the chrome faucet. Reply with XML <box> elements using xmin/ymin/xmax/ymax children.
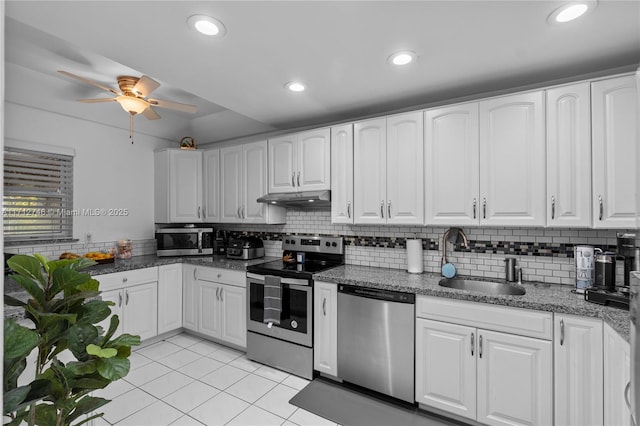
<box><xmin>441</xmin><ymin>227</ymin><xmax>469</xmax><ymax>267</ymax></box>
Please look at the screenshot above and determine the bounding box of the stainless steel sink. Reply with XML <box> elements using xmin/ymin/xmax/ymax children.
<box><xmin>439</xmin><ymin>278</ymin><xmax>526</xmax><ymax>296</ymax></box>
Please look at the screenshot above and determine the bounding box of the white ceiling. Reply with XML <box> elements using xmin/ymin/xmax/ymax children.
<box><xmin>5</xmin><ymin>1</ymin><xmax>640</xmax><ymax>145</ymax></box>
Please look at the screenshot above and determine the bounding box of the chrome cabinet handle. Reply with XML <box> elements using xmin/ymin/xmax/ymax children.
<box><xmin>347</xmin><ymin>202</ymin><xmax>351</xmax><ymax>219</ymax></box>
<box><xmin>297</xmin><ymin>171</ymin><xmax>300</xmax><ymax>187</ymax></box>
<box><xmin>387</xmin><ymin>200</ymin><xmax>391</xmax><ymax>218</ymax></box>
<box><xmin>473</xmin><ymin>198</ymin><xmax>477</xmax><ymax>219</ymax></box>
<box><xmin>193</xmin><ymin>268</ymin><xmax>197</xmax><ymax>280</ymax></box>
<box><xmin>237</xmin><ymin>207</ymin><xmax>241</xmax><ymax>219</ymax></box>
<box><xmin>220</xmin><ymin>288</ymin><xmax>223</xmax><ymax>302</ymax></box>
<box><xmin>471</xmin><ymin>332</ymin><xmax>475</xmax><ymax>357</ymax></box>
<box><xmin>125</xmin><ymin>290</ymin><xmax>129</xmax><ymax>305</ymax></box>
<box><xmin>118</xmin><ymin>293</ymin><xmax>122</xmax><ymax>307</ymax></box>
<box><xmin>560</xmin><ymin>318</ymin><xmax>565</xmax><ymax>346</ymax></box>
<box><xmin>479</xmin><ymin>335</ymin><xmax>483</xmax><ymax>358</ymax></box>
<box><xmin>216</xmin><ymin>287</ymin><xmax>219</xmax><ymax>301</ymax></box>
<box><xmin>380</xmin><ymin>201</ymin><xmax>385</xmax><ymax>218</ymax></box>
<box><xmin>291</xmin><ymin>172</ymin><xmax>295</xmax><ymax>187</ymax></box>
<box><xmin>625</xmin><ymin>381</ymin><xmax>632</xmax><ymax>410</ymax></box>
<box><xmin>323</xmin><ymin>298</ymin><xmax>326</xmax><ymax>316</ymax></box>
<box><xmin>483</xmin><ymin>198</ymin><xmax>487</xmax><ymax>219</ymax></box>
<box><xmin>198</xmin><ymin>206</ymin><xmax>201</xmax><ymax>219</ymax></box>
<box><xmin>242</xmin><ymin>206</ymin><xmax>245</xmax><ymax>219</ymax></box>
<box><xmin>598</xmin><ymin>195</ymin><xmax>603</xmax><ymax>221</ymax></box>
<box><xmin>551</xmin><ymin>196</ymin><xmax>555</xmax><ymax>220</ymax></box>
<box><xmin>202</xmin><ymin>207</ymin><xmax>206</xmax><ymax>218</ymax></box>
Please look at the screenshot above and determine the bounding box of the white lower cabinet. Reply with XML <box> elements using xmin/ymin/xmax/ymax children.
<box><xmin>96</xmin><ymin>268</ymin><xmax>158</xmax><ymax>341</ymax></box>
<box><xmin>554</xmin><ymin>314</ymin><xmax>603</xmax><ymax>426</ymax></box>
<box><xmin>415</xmin><ymin>296</ymin><xmax>552</xmax><ymax>426</ymax></box>
<box><xmin>158</xmin><ymin>263</ymin><xmax>183</xmax><ymax>335</ymax></box>
<box><xmin>182</xmin><ymin>265</ymin><xmax>247</xmax><ymax>349</ymax></box>
<box><xmin>604</xmin><ymin>323</ymin><xmax>631</xmax><ymax>426</ymax></box>
<box><xmin>313</xmin><ymin>281</ymin><xmax>338</xmax><ymax>377</ymax></box>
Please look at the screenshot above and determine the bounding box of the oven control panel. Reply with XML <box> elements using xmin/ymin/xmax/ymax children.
<box><xmin>282</xmin><ymin>235</ymin><xmax>344</xmax><ymax>255</ymax></box>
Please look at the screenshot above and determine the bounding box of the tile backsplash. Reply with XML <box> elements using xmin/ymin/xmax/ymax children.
<box><xmin>9</xmin><ymin>208</ymin><xmax>634</xmax><ymax>288</ymax></box>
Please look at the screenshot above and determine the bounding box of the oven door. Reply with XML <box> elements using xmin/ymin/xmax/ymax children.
<box><xmin>246</xmin><ymin>272</ymin><xmax>312</xmax><ymax>347</ymax></box>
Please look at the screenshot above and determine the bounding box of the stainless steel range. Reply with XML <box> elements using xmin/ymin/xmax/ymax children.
<box><xmin>246</xmin><ymin>235</ymin><xmax>344</xmax><ymax>379</ymax></box>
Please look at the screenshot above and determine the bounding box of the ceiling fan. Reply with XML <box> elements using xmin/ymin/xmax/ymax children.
<box><xmin>58</xmin><ymin>70</ymin><xmax>197</xmax><ymax>143</ymax></box>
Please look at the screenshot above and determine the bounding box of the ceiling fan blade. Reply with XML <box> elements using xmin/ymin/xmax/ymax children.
<box><xmin>58</xmin><ymin>70</ymin><xmax>121</xmax><ymax>95</ymax></box>
<box><xmin>133</xmin><ymin>75</ymin><xmax>160</xmax><ymax>97</ymax></box>
<box><xmin>142</xmin><ymin>106</ymin><xmax>161</xmax><ymax>120</ymax></box>
<box><xmin>148</xmin><ymin>98</ymin><xmax>197</xmax><ymax>114</ymax></box>
<box><xmin>78</xmin><ymin>98</ymin><xmax>117</xmax><ymax>103</ymax></box>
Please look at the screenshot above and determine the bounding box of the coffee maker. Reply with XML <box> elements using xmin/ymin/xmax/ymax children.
<box><xmin>617</xmin><ymin>232</ymin><xmax>638</xmax><ymax>290</ymax></box>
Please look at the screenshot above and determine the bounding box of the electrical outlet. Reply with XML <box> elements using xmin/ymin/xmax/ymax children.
<box><xmin>86</xmin><ymin>233</ymin><xmax>92</xmax><ymax>243</ymax></box>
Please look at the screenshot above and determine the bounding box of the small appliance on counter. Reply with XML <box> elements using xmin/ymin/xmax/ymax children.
<box><xmin>155</xmin><ymin>225</ymin><xmax>213</xmax><ymax>257</ymax></box>
<box><xmin>214</xmin><ymin>230</ymin><xmax>229</xmax><ymax>255</ymax></box>
<box><xmin>617</xmin><ymin>232</ymin><xmax>638</xmax><ymax>288</ymax></box>
<box><xmin>584</xmin><ymin>243</ymin><xmax>633</xmax><ymax>310</ymax></box>
<box><xmin>226</xmin><ymin>236</ymin><xmax>264</xmax><ymax>260</ymax></box>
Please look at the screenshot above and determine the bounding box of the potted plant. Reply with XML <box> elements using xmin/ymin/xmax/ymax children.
<box><xmin>3</xmin><ymin>254</ymin><xmax>141</xmax><ymax>426</ymax></box>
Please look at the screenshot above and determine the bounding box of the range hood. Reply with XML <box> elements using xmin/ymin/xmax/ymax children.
<box><xmin>256</xmin><ymin>190</ymin><xmax>331</xmax><ymax>208</ymax></box>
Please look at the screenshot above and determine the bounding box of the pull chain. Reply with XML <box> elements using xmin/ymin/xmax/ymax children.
<box><xmin>129</xmin><ymin>113</ymin><xmax>134</xmax><ymax>144</ymax></box>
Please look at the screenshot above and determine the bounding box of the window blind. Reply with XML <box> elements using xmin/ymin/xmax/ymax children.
<box><xmin>4</xmin><ymin>147</ymin><xmax>74</xmax><ymax>241</ymax></box>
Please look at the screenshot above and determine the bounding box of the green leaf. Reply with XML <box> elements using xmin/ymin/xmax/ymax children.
<box><xmin>65</xmin><ymin>396</ymin><xmax>109</xmax><ymax>424</ymax></box>
<box><xmin>65</xmin><ymin>360</ymin><xmax>97</xmax><ymax>376</ymax></box>
<box><xmin>86</xmin><ymin>344</ymin><xmax>117</xmax><ymax>359</ymax></box>
<box><xmin>5</xmin><ymin>380</ymin><xmax>50</xmax><ymax>413</ymax></box>
<box><xmin>76</xmin><ymin>299</ymin><xmax>112</xmax><ymax>325</ymax></box>
<box><xmin>73</xmin><ymin>412</ymin><xmax>106</xmax><ymax>426</ymax></box>
<box><xmin>49</xmin><ymin>291</ymin><xmax>101</xmax><ymax>312</ymax></box>
<box><xmin>34</xmin><ymin>403</ymin><xmax>58</xmax><ymax>426</ymax></box>
<box><xmin>9</xmin><ymin>275</ymin><xmax>45</xmax><ymax>306</ymax></box>
<box><xmin>51</xmin><ymin>268</ymin><xmax>92</xmax><ymax>297</ymax></box>
<box><xmin>78</xmin><ymin>278</ymin><xmax>100</xmax><ymax>293</ymax></box>
<box><xmin>7</xmin><ymin>255</ymin><xmax>45</xmax><ymax>285</ymax></box>
<box><xmin>4</xmin><ymin>318</ymin><xmax>39</xmax><ymax>360</ymax></box>
<box><xmin>4</xmin><ymin>294</ymin><xmax>27</xmax><ymax>307</ymax></box>
<box><xmin>105</xmin><ymin>333</ymin><xmax>141</xmax><ymax>348</ymax></box>
<box><xmin>67</xmin><ymin>324</ymin><xmax>98</xmax><ymax>360</ymax></box>
<box><xmin>71</xmin><ymin>376</ymin><xmax>110</xmax><ymax>391</ymax></box>
<box><xmin>4</xmin><ymin>358</ymin><xmax>27</xmax><ymax>390</ymax></box>
<box><xmin>3</xmin><ymin>385</ymin><xmax>31</xmax><ymax>413</ymax></box>
<box><xmin>101</xmin><ymin>315</ymin><xmax>120</xmax><ymax>344</ymax></box>
<box><xmin>37</xmin><ymin>312</ymin><xmax>77</xmax><ymax>331</ymax></box>
<box><xmin>96</xmin><ymin>357</ymin><xmax>130</xmax><ymax>381</ymax></box>
<box><xmin>33</xmin><ymin>253</ymin><xmax>50</xmax><ymax>274</ymax></box>
<box><xmin>69</xmin><ymin>257</ymin><xmax>97</xmax><ymax>270</ymax></box>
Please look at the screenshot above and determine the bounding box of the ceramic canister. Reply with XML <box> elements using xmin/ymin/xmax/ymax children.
<box><xmin>574</xmin><ymin>245</ymin><xmax>595</xmax><ymax>293</ymax></box>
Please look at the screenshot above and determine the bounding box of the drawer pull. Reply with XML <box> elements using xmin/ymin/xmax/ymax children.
<box><xmin>122</xmin><ymin>277</ymin><xmax>128</xmax><ymax>283</ymax></box>
<box><xmin>323</xmin><ymin>298</ymin><xmax>326</xmax><ymax>316</ymax></box>
<box><xmin>598</xmin><ymin>195</ymin><xmax>603</xmax><ymax>221</ymax></box>
<box><xmin>220</xmin><ymin>288</ymin><xmax>224</xmax><ymax>302</ymax></box>
<box><xmin>118</xmin><ymin>293</ymin><xmax>122</xmax><ymax>307</ymax></box>
<box><xmin>473</xmin><ymin>198</ymin><xmax>477</xmax><ymax>219</ymax></box>
<box><xmin>125</xmin><ymin>290</ymin><xmax>129</xmax><ymax>305</ymax></box>
<box><xmin>560</xmin><ymin>318</ymin><xmax>565</xmax><ymax>346</ymax></box>
<box><xmin>471</xmin><ymin>332</ymin><xmax>475</xmax><ymax>356</ymax></box>
<box><xmin>551</xmin><ymin>196</ymin><xmax>556</xmax><ymax>220</ymax></box>
<box><xmin>479</xmin><ymin>335</ymin><xmax>483</xmax><ymax>358</ymax></box>
<box><xmin>625</xmin><ymin>381</ymin><xmax>631</xmax><ymax>410</ymax></box>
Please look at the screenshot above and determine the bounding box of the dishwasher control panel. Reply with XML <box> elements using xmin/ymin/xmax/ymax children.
<box><xmin>338</xmin><ymin>284</ymin><xmax>415</xmax><ymax>304</ymax></box>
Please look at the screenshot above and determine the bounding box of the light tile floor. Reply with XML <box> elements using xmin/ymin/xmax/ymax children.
<box><xmin>92</xmin><ymin>333</ymin><xmax>339</xmax><ymax>426</ymax></box>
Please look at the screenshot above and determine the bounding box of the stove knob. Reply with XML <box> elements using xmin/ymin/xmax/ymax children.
<box><xmin>284</xmin><ymin>239</ymin><xmax>289</xmax><ymax>244</ymax></box>
<box><xmin>291</xmin><ymin>240</ymin><xmax>295</xmax><ymax>245</ymax></box>
<box><xmin>291</xmin><ymin>320</ymin><xmax>298</xmax><ymax>329</ymax></box>
<box><xmin>325</xmin><ymin>242</ymin><xmax>331</xmax><ymax>247</ymax></box>
<box><xmin>332</xmin><ymin>242</ymin><xmax>337</xmax><ymax>247</ymax></box>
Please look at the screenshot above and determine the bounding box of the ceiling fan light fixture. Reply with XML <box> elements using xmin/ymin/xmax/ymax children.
<box><xmin>388</xmin><ymin>51</ymin><xmax>417</xmax><ymax>66</ymax></box>
<box><xmin>548</xmin><ymin>1</ymin><xmax>596</xmax><ymax>23</ymax></box>
<box><xmin>285</xmin><ymin>81</ymin><xmax>306</xmax><ymax>92</ymax></box>
<box><xmin>187</xmin><ymin>14</ymin><xmax>227</xmax><ymax>36</ymax></box>
<box><xmin>116</xmin><ymin>95</ymin><xmax>148</xmax><ymax>115</ymax></box>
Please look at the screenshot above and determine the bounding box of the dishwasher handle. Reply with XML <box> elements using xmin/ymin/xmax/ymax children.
<box><xmin>338</xmin><ymin>284</ymin><xmax>415</xmax><ymax>304</ymax></box>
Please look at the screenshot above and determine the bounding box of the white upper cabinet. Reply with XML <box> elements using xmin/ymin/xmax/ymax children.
<box><xmin>479</xmin><ymin>91</ymin><xmax>546</xmax><ymax>227</ymax></box>
<box><xmin>546</xmin><ymin>83</ymin><xmax>592</xmax><ymax>228</ymax></box>
<box><xmin>268</xmin><ymin>128</ymin><xmax>330</xmax><ymax>193</ymax></box>
<box><xmin>330</xmin><ymin>124</ymin><xmax>354</xmax><ymax>224</ymax></box>
<box><xmin>221</xmin><ymin>141</ymin><xmax>286</xmax><ymax>224</ymax></box>
<box><xmin>591</xmin><ymin>74</ymin><xmax>637</xmax><ymax>228</ymax></box>
<box><xmin>425</xmin><ymin>103</ymin><xmax>480</xmax><ymax>226</ymax></box>
<box><xmin>353</xmin><ymin>113</ymin><xmax>424</xmax><ymax>225</ymax></box>
<box><xmin>154</xmin><ymin>149</ymin><xmax>203</xmax><ymax>223</ymax></box>
<box><xmin>203</xmin><ymin>148</ymin><xmax>220</xmax><ymax>222</ymax></box>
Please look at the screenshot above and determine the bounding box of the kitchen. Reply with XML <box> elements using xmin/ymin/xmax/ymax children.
<box><xmin>3</xmin><ymin>1</ymin><xmax>640</xmax><ymax>426</ymax></box>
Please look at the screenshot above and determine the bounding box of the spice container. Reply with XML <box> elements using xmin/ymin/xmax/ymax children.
<box><xmin>116</xmin><ymin>239</ymin><xmax>132</xmax><ymax>259</ymax></box>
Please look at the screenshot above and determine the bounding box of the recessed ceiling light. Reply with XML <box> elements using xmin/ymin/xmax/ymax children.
<box><xmin>388</xmin><ymin>51</ymin><xmax>417</xmax><ymax>66</ymax></box>
<box><xmin>548</xmin><ymin>2</ymin><xmax>595</xmax><ymax>23</ymax></box>
<box><xmin>187</xmin><ymin>15</ymin><xmax>226</xmax><ymax>36</ymax></box>
<box><xmin>285</xmin><ymin>81</ymin><xmax>306</xmax><ymax>92</ymax></box>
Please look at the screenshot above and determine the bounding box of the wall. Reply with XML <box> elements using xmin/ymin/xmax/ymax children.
<box><xmin>4</xmin><ymin>102</ymin><xmax>173</xmax><ymax>247</ymax></box>
<box><xmin>217</xmin><ymin>209</ymin><xmax>632</xmax><ymax>288</ymax></box>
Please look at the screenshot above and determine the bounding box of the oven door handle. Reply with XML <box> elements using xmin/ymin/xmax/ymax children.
<box><xmin>246</xmin><ymin>273</ymin><xmax>309</xmax><ymax>287</ymax></box>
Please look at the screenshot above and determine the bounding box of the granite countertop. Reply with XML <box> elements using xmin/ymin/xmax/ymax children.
<box><xmin>313</xmin><ymin>265</ymin><xmax>631</xmax><ymax>342</ymax></box>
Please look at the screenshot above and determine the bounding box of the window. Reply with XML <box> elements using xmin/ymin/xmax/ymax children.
<box><xmin>4</xmin><ymin>147</ymin><xmax>74</xmax><ymax>242</ymax></box>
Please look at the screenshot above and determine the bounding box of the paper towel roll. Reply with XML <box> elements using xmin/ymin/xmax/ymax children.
<box><xmin>407</xmin><ymin>239</ymin><xmax>423</xmax><ymax>274</ymax></box>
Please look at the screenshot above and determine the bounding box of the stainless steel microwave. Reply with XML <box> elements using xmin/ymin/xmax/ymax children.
<box><xmin>156</xmin><ymin>227</ymin><xmax>213</xmax><ymax>256</ymax></box>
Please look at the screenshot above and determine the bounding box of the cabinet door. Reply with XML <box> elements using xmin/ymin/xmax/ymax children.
<box><xmin>219</xmin><ymin>146</ymin><xmax>244</xmax><ymax>223</ymax></box>
<box><xmin>198</xmin><ymin>280</ymin><xmax>221</xmax><ymax>338</ymax></box>
<box><xmin>99</xmin><ymin>289</ymin><xmax>124</xmax><ymax>338</ymax></box>
<box><xmin>425</xmin><ymin>103</ymin><xmax>480</xmax><ymax>226</ymax></box>
<box><xmin>169</xmin><ymin>150</ymin><xmax>203</xmax><ymax>223</ymax></box>
<box><xmin>313</xmin><ymin>281</ymin><xmax>338</xmax><ymax>377</ymax></box>
<box><xmin>331</xmin><ymin>124</ymin><xmax>354</xmax><ymax>224</ymax></box>
<box><xmin>243</xmin><ymin>141</ymin><xmax>268</xmax><ymax>223</ymax></box>
<box><xmin>182</xmin><ymin>264</ymin><xmax>198</xmax><ymax>331</ymax></box>
<box><xmin>268</xmin><ymin>135</ymin><xmax>297</xmax><ymax>193</ymax></box>
<box><xmin>203</xmin><ymin>149</ymin><xmax>220</xmax><ymax>222</ymax></box>
<box><xmin>219</xmin><ymin>284</ymin><xmax>246</xmax><ymax>349</ymax></box>
<box><xmin>479</xmin><ymin>91</ymin><xmax>546</xmax><ymax>226</ymax></box>
<box><xmin>415</xmin><ymin>318</ymin><xmax>476</xmax><ymax>421</ymax></box>
<box><xmin>604</xmin><ymin>323</ymin><xmax>631</xmax><ymax>426</ymax></box>
<box><xmin>476</xmin><ymin>330</ymin><xmax>552</xmax><ymax>426</ymax></box>
<box><xmin>353</xmin><ymin>118</ymin><xmax>387</xmax><ymax>224</ymax></box>
<box><xmin>298</xmin><ymin>128</ymin><xmax>331</xmax><ymax>191</ymax></box>
<box><xmin>158</xmin><ymin>264</ymin><xmax>183</xmax><ymax>335</ymax></box>
<box><xmin>546</xmin><ymin>83</ymin><xmax>592</xmax><ymax>228</ymax></box>
<box><xmin>554</xmin><ymin>314</ymin><xmax>603</xmax><ymax>426</ymax></box>
<box><xmin>386</xmin><ymin>111</ymin><xmax>424</xmax><ymax>224</ymax></box>
<box><xmin>123</xmin><ymin>282</ymin><xmax>158</xmax><ymax>341</ymax></box>
<box><xmin>592</xmin><ymin>75</ymin><xmax>637</xmax><ymax>228</ymax></box>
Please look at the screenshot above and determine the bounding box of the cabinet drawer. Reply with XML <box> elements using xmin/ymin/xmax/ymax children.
<box><xmin>196</xmin><ymin>266</ymin><xmax>245</xmax><ymax>287</ymax></box>
<box><xmin>94</xmin><ymin>267</ymin><xmax>159</xmax><ymax>292</ymax></box>
<box><xmin>416</xmin><ymin>296</ymin><xmax>552</xmax><ymax>340</ymax></box>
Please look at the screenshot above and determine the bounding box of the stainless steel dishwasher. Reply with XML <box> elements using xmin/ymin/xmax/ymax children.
<box><xmin>337</xmin><ymin>284</ymin><xmax>415</xmax><ymax>403</ymax></box>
